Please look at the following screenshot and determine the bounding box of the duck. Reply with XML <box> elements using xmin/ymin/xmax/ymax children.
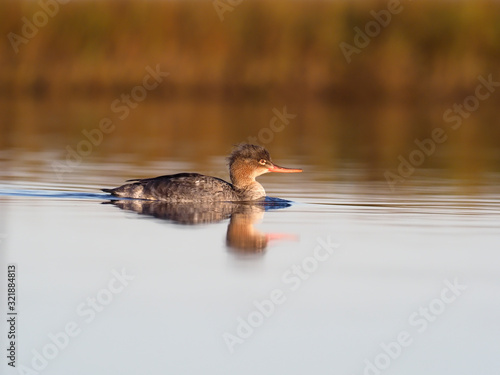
<box><xmin>101</xmin><ymin>144</ymin><xmax>302</xmax><ymax>202</ymax></box>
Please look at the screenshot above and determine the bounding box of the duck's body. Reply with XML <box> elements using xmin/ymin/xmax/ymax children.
<box><xmin>103</xmin><ymin>172</ymin><xmax>252</xmax><ymax>202</ymax></box>
<box><xmin>102</xmin><ymin>144</ymin><xmax>302</xmax><ymax>202</ymax></box>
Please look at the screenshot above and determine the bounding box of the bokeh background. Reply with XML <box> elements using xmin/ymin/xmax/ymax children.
<box><xmin>1</xmin><ymin>0</ymin><xmax>499</xmax><ymax>183</ymax></box>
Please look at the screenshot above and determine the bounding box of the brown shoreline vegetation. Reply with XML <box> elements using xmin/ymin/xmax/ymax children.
<box><xmin>1</xmin><ymin>0</ymin><xmax>500</xmax><ymax>103</ymax></box>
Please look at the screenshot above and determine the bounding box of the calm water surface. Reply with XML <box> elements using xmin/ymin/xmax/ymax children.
<box><xmin>1</xmin><ymin>97</ymin><xmax>500</xmax><ymax>374</ymax></box>
<box><xmin>1</xmin><ymin>150</ymin><xmax>499</xmax><ymax>375</ymax></box>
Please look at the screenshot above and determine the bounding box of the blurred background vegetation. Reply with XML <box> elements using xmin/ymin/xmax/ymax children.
<box><xmin>0</xmin><ymin>0</ymin><xmax>499</xmax><ymax>183</ymax></box>
<box><xmin>2</xmin><ymin>0</ymin><xmax>500</xmax><ymax>101</ymax></box>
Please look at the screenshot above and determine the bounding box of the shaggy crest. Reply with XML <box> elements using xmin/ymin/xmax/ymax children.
<box><xmin>227</xmin><ymin>144</ymin><xmax>271</xmax><ymax>167</ymax></box>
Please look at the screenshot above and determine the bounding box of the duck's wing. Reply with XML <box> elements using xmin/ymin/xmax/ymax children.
<box><xmin>104</xmin><ymin>173</ymin><xmax>237</xmax><ymax>202</ymax></box>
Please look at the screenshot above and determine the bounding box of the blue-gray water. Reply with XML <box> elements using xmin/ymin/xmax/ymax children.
<box><xmin>1</xmin><ymin>151</ymin><xmax>499</xmax><ymax>375</ymax></box>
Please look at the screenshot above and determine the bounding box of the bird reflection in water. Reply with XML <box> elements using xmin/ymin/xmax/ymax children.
<box><xmin>104</xmin><ymin>198</ymin><xmax>296</xmax><ymax>254</ymax></box>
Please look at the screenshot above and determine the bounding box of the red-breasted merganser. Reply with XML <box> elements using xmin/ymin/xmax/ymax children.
<box><xmin>102</xmin><ymin>144</ymin><xmax>302</xmax><ymax>202</ymax></box>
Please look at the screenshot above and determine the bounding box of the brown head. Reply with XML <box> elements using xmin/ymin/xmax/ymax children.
<box><xmin>228</xmin><ymin>144</ymin><xmax>302</xmax><ymax>189</ymax></box>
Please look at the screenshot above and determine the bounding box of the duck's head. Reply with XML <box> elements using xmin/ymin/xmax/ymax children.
<box><xmin>228</xmin><ymin>144</ymin><xmax>302</xmax><ymax>186</ymax></box>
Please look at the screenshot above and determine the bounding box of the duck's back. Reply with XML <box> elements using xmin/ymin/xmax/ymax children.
<box><xmin>103</xmin><ymin>173</ymin><xmax>239</xmax><ymax>202</ymax></box>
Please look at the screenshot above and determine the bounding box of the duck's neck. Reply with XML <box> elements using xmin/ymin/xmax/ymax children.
<box><xmin>230</xmin><ymin>164</ymin><xmax>266</xmax><ymax>201</ymax></box>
